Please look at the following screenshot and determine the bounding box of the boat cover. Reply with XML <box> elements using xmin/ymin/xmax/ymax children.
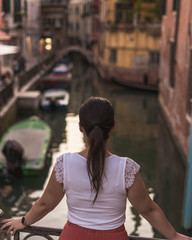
<box><xmin>0</xmin><ymin>128</ymin><xmax>47</xmax><ymax>165</ymax></box>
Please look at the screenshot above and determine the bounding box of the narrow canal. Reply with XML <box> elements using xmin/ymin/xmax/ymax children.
<box><xmin>0</xmin><ymin>53</ymin><xmax>189</xmax><ymax>239</ymax></box>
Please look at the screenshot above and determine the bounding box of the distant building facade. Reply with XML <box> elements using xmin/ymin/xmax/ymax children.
<box><xmin>159</xmin><ymin>0</ymin><xmax>192</xmax><ymax>163</ymax></box>
<box><xmin>67</xmin><ymin>0</ymin><xmax>84</xmax><ymax>45</ymax></box>
<box><xmin>1</xmin><ymin>0</ymin><xmax>41</xmax><ymax>58</ymax></box>
<box><xmin>25</xmin><ymin>0</ymin><xmax>41</xmax><ymax>57</ymax></box>
<box><xmin>40</xmin><ymin>0</ymin><xmax>68</xmax><ymax>52</ymax></box>
<box><xmin>96</xmin><ymin>0</ymin><xmax>161</xmax><ymax>89</ymax></box>
<box><xmin>67</xmin><ymin>0</ymin><xmax>95</xmax><ymax>48</ymax></box>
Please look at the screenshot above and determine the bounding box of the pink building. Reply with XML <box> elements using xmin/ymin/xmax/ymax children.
<box><xmin>159</xmin><ymin>0</ymin><xmax>192</xmax><ymax>164</ymax></box>
<box><xmin>0</xmin><ymin>0</ymin><xmax>5</xmax><ymax>28</ymax></box>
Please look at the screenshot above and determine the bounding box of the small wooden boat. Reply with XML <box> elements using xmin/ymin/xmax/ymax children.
<box><xmin>0</xmin><ymin>116</ymin><xmax>52</xmax><ymax>177</ymax></box>
<box><xmin>42</xmin><ymin>63</ymin><xmax>72</xmax><ymax>89</ymax></box>
<box><xmin>40</xmin><ymin>89</ymin><xmax>70</xmax><ymax>110</ymax></box>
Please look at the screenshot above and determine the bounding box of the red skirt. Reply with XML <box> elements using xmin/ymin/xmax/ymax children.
<box><xmin>59</xmin><ymin>221</ymin><xmax>129</xmax><ymax>240</ymax></box>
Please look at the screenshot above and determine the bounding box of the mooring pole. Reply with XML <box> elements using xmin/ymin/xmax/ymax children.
<box><xmin>182</xmin><ymin>104</ymin><xmax>192</xmax><ymax>229</ymax></box>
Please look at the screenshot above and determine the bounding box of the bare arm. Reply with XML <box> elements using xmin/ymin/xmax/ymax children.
<box><xmin>0</xmin><ymin>169</ymin><xmax>64</xmax><ymax>235</ymax></box>
<box><xmin>127</xmin><ymin>173</ymin><xmax>191</xmax><ymax>240</ymax></box>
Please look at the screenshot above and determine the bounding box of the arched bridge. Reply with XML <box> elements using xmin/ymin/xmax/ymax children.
<box><xmin>56</xmin><ymin>45</ymin><xmax>94</xmax><ymax>63</ymax></box>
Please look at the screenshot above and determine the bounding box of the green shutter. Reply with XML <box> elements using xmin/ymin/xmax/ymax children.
<box><xmin>24</xmin><ymin>0</ymin><xmax>27</xmax><ymax>17</ymax></box>
<box><xmin>3</xmin><ymin>0</ymin><xmax>10</xmax><ymax>13</ymax></box>
<box><xmin>14</xmin><ymin>0</ymin><xmax>21</xmax><ymax>23</ymax></box>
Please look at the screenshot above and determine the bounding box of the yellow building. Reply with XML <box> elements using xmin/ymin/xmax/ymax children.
<box><xmin>97</xmin><ymin>0</ymin><xmax>161</xmax><ymax>90</ymax></box>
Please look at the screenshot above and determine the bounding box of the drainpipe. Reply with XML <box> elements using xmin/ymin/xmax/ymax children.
<box><xmin>182</xmin><ymin>102</ymin><xmax>192</xmax><ymax>229</ymax></box>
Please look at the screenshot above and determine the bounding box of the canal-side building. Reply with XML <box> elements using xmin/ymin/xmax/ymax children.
<box><xmin>1</xmin><ymin>0</ymin><xmax>41</xmax><ymax>60</ymax></box>
<box><xmin>96</xmin><ymin>0</ymin><xmax>161</xmax><ymax>90</ymax></box>
<box><xmin>40</xmin><ymin>0</ymin><xmax>68</xmax><ymax>51</ymax></box>
<box><xmin>25</xmin><ymin>0</ymin><xmax>41</xmax><ymax>57</ymax></box>
<box><xmin>67</xmin><ymin>0</ymin><xmax>84</xmax><ymax>45</ymax></box>
<box><xmin>67</xmin><ymin>0</ymin><xmax>95</xmax><ymax>48</ymax></box>
<box><xmin>0</xmin><ymin>0</ymin><xmax>5</xmax><ymax>28</ymax></box>
<box><xmin>92</xmin><ymin>0</ymin><xmax>100</xmax><ymax>50</ymax></box>
<box><xmin>159</xmin><ymin>0</ymin><xmax>192</xmax><ymax>164</ymax></box>
<box><xmin>0</xmin><ymin>0</ymin><xmax>19</xmax><ymax>76</ymax></box>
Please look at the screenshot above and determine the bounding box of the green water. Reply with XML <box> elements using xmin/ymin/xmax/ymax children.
<box><xmin>0</xmin><ymin>53</ymin><xmax>190</xmax><ymax>239</ymax></box>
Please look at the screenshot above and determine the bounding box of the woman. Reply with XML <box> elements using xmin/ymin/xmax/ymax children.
<box><xmin>0</xmin><ymin>96</ymin><xmax>191</xmax><ymax>240</ymax></box>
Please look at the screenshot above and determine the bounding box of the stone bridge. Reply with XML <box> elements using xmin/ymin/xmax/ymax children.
<box><xmin>56</xmin><ymin>45</ymin><xmax>94</xmax><ymax>63</ymax></box>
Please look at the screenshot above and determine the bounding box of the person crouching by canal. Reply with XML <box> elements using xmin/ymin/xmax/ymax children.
<box><xmin>0</xmin><ymin>96</ymin><xmax>192</xmax><ymax>240</ymax></box>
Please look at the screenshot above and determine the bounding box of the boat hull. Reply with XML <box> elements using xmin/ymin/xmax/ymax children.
<box><xmin>42</xmin><ymin>63</ymin><xmax>72</xmax><ymax>89</ymax></box>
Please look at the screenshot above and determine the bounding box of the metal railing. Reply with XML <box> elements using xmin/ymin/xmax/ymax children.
<box><xmin>0</xmin><ymin>223</ymin><xmax>162</xmax><ymax>240</ymax></box>
<box><xmin>0</xmin><ymin>223</ymin><xmax>62</xmax><ymax>240</ymax></box>
<box><xmin>0</xmin><ymin>209</ymin><xmax>163</xmax><ymax>240</ymax></box>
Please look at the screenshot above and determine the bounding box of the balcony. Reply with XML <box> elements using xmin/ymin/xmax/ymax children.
<box><xmin>41</xmin><ymin>0</ymin><xmax>67</xmax><ymax>7</ymax></box>
<box><xmin>105</xmin><ymin>23</ymin><xmax>161</xmax><ymax>36</ymax></box>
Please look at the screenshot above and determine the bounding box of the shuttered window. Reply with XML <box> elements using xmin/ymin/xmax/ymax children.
<box><xmin>14</xmin><ymin>0</ymin><xmax>21</xmax><ymax>22</ymax></box>
<box><xmin>2</xmin><ymin>0</ymin><xmax>10</xmax><ymax>13</ymax></box>
<box><xmin>169</xmin><ymin>41</ymin><xmax>176</xmax><ymax>88</ymax></box>
<box><xmin>162</xmin><ymin>0</ymin><xmax>167</xmax><ymax>15</ymax></box>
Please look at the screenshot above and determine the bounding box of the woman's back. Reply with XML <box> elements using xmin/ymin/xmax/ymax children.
<box><xmin>54</xmin><ymin>152</ymin><xmax>140</xmax><ymax>230</ymax></box>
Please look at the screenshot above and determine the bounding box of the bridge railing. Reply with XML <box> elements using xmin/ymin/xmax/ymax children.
<box><xmin>0</xmin><ymin>223</ymin><xmax>164</xmax><ymax>240</ymax></box>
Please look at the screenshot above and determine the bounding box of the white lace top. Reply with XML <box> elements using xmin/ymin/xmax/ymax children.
<box><xmin>54</xmin><ymin>153</ymin><xmax>140</xmax><ymax>230</ymax></box>
<box><xmin>54</xmin><ymin>153</ymin><xmax>140</xmax><ymax>189</ymax></box>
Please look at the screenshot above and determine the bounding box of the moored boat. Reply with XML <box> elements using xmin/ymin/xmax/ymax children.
<box><xmin>42</xmin><ymin>63</ymin><xmax>72</xmax><ymax>89</ymax></box>
<box><xmin>0</xmin><ymin>116</ymin><xmax>52</xmax><ymax>178</ymax></box>
<box><xmin>55</xmin><ymin>57</ymin><xmax>73</xmax><ymax>71</ymax></box>
<box><xmin>40</xmin><ymin>89</ymin><xmax>70</xmax><ymax>110</ymax></box>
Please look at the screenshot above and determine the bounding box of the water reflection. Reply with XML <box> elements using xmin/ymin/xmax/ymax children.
<box><xmin>0</xmin><ymin>155</ymin><xmax>51</xmax><ymax>219</ymax></box>
<box><xmin>154</xmin><ymin>110</ymin><xmax>187</xmax><ymax>236</ymax></box>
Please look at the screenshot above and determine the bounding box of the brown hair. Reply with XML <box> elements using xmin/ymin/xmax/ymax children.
<box><xmin>79</xmin><ymin>97</ymin><xmax>115</xmax><ymax>203</ymax></box>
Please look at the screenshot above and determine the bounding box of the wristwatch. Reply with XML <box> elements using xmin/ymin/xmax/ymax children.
<box><xmin>21</xmin><ymin>216</ymin><xmax>29</xmax><ymax>227</ymax></box>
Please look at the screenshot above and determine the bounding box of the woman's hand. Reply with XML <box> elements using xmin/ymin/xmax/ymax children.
<box><xmin>0</xmin><ymin>217</ymin><xmax>26</xmax><ymax>236</ymax></box>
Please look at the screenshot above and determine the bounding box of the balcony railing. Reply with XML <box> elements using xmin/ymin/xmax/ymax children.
<box><xmin>41</xmin><ymin>0</ymin><xmax>67</xmax><ymax>7</ymax></box>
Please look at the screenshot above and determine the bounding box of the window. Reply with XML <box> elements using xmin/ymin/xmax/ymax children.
<box><xmin>76</xmin><ymin>22</ymin><xmax>79</xmax><ymax>31</ymax></box>
<box><xmin>14</xmin><ymin>0</ymin><xmax>22</xmax><ymax>22</ymax></box>
<box><xmin>3</xmin><ymin>0</ymin><xmax>10</xmax><ymax>13</ymax></box>
<box><xmin>149</xmin><ymin>51</ymin><xmax>160</xmax><ymax>64</ymax></box>
<box><xmin>162</xmin><ymin>0</ymin><xmax>167</xmax><ymax>15</ymax></box>
<box><xmin>169</xmin><ymin>41</ymin><xmax>176</xmax><ymax>88</ymax></box>
<box><xmin>115</xmin><ymin>2</ymin><xmax>134</xmax><ymax>25</ymax></box>
<box><xmin>109</xmin><ymin>49</ymin><xmax>117</xmax><ymax>63</ymax></box>
<box><xmin>173</xmin><ymin>0</ymin><xmax>177</xmax><ymax>11</ymax></box>
<box><xmin>55</xmin><ymin>18</ymin><xmax>62</xmax><ymax>28</ymax></box>
<box><xmin>75</xmin><ymin>7</ymin><xmax>79</xmax><ymax>15</ymax></box>
<box><xmin>69</xmin><ymin>23</ymin><xmax>73</xmax><ymax>31</ymax></box>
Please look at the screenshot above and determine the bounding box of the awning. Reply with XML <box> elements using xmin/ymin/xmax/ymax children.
<box><xmin>0</xmin><ymin>44</ymin><xmax>20</xmax><ymax>55</ymax></box>
<box><xmin>0</xmin><ymin>30</ymin><xmax>11</xmax><ymax>41</ymax></box>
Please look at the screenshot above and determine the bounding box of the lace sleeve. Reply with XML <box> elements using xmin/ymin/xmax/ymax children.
<box><xmin>54</xmin><ymin>154</ymin><xmax>64</xmax><ymax>184</ymax></box>
<box><xmin>125</xmin><ymin>158</ymin><xmax>140</xmax><ymax>189</ymax></box>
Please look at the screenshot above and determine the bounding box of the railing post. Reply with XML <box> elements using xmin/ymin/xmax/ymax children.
<box><xmin>182</xmin><ymin>102</ymin><xmax>192</xmax><ymax>229</ymax></box>
<box><xmin>0</xmin><ymin>209</ymin><xmax>4</xmax><ymax>218</ymax></box>
<box><xmin>14</xmin><ymin>231</ymin><xmax>20</xmax><ymax>240</ymax></box>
